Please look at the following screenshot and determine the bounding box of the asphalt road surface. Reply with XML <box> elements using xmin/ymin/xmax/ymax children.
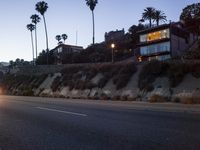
<box><xmin>0</xmin><ymin>95</ymin><xmax>200</xmax><ymax>150</ymax></box>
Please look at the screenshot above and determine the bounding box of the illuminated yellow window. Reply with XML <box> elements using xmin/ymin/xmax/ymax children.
<box><xmin>147</xmin><ymin>31</ymin><xmax>162</xmax><ymax>42</ymax></box>
<box><xmin>140</xmin><ymin>28</ymin><xmax>170</xmax><ymax>43</ymax></box>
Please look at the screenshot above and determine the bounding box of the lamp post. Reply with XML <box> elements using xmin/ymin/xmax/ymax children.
<box><xmin>111</xmin><ymin>43</ymin><xmax>115</xmax><ymax>63</ymax></box>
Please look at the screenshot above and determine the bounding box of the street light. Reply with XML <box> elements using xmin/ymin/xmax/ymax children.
<box><xmin>111</xmin><ymin>43</ymin><xmax>115</xmax><ymax>63</ymax></box>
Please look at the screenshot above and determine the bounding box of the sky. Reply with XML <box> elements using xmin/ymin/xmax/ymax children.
<box><xmin>0</xmin><ymin>0</ymin><xmax>199</xmax><ymax>62</ymax></box>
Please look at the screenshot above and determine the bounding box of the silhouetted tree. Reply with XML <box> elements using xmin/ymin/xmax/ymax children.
<box><xmin>9</xmin><ymin>60</ymin><xmax>14</xmax><ymax>68</ymax></box>
<box><xmin>180</xmin><ymin>3</ymin><xmax>200</xmax><ymax>35</ymax></box>
<box><xmin>85</xmin><ymin>0</ymin><xmax>98</xmax><ymax>45</ymax></box>
<box><xmin>36</xmin><ymin>50</ymin><xmax>56</xmax><ymax>65</ymax></box>
<box><xmin>62</xmin><ymin>34</ymin><xmax>68</xmax><ymax>43</ymax></box>
<box><xmin>36</xmin><ymin>1</ymin><xmax>49</xmax><ymax>64</ymax></box>
<box><xmin>55</xmin><ymin>35</ymin><xmax>61</xmax><ymax>44</ymax></box>
<box><xmin>153</xmin><ymin>10</ymin><xmax>167</xmax><ymax>26</ymax></box>
<box><xmin>128</xmin><ymin>24</ymin><xmax>145</xmax><ymax>48</ymax></box>
<box><xmin>27</xmin><ymin>23</ymin><xmax>35</xmax><ymax>65</ymax></box>
<box><xmin>142</xmin><ymin>7</ymin><xmax>156</xmax><ymax>27</ymax></box>
<box><xmin>30</xmin><ymin>14</ymin><xmax>40</xmax><ymax>59</ymax></box>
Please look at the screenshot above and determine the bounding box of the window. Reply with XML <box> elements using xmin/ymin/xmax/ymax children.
<box><xmin>57</xmin><ymin>47</ymin><xmax>63</xmax><ymax>53</ymax></box>
<box><xmin>148</xmin><ymin>54</ymin><xmax>171</xmax><ymax>61</ymax></box>
<box><xmin>140</xmin><ymin>41</ymin><xmax>170</xmax><ymax>56</ymax></box>
<box><xmin>140</xmin><ymin>34</ymin><xmax>147</xmax><ymax>42</ymax></box>
<box><xmin>140</xmin><ymin>29</ymin><xmax>170</xmax><ymax>42</ymax></box>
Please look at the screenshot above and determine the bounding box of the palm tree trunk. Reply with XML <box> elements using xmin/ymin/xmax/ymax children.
<box><xmin>42</xmin><ymin>14</ymin><xmax>49</xmax><ymax>64</ymax></box>
<box><xmin>35</xmin><ymin>24</ymin><xmax>38</xmax><ymax>61</ymax></box>
<box><xmin>31</xmin><ymin>31</ymin><xmax>35</xmax><ymax>66</ymax></box>
<box><xmin>150</xmin><ymin>19</ymin><xmax>152</xmax><ymax>27</ymax></box>
<box><xmin>157</xmin><ymin>19</ymin><xmax>159</xmax><ymax>26</ymax></box>
<box><xmin>92</xmin><ymin>10</ymin><xmax>95</xmax><ymax>45</ymax></box>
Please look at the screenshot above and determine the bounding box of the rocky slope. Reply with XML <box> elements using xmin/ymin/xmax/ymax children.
<box><xmin>1</xmin><ymin>60</ymin><xmax>200</xmax><ymax>103</ymax></box>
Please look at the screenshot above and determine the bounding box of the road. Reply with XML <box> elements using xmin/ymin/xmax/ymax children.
<box><xmin>0</xmin><ymin>95</ymin><xmax>200</xmax><ymax>150</ymax></box>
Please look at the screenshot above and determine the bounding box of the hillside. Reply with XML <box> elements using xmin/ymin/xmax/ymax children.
<box><xmin>0</xmin><ymin>60</ymin><xmax>200</xmax><ymax>104</ymax></box>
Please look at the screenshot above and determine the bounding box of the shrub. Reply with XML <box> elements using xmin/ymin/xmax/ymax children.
<box><xmin>33</xmin><ymin>74</ymin><xmax>48</xmax><ymax>88</ymax></box>
<box><xmin>120</xmin><ymin>95</ymin><xmax>128</xmax><ymax>101</ymax></box>
<box><xmin>168</xmin><ymin>64</ymin><xmax>186</xmax><ymax>87</ymax></box>
<box><xmin>51</xmin><ymin>76</ymin><xmax>61</xmax><ymax>92</ymax></box>
<box><xmin>85</xmin><ymin>82</ymin><xmax>97</xmax><ymax>90</ymax></box>
<box><xmin>112</xmin><ymin>95</ymin><xmax>121</xmax><ymax>101</ymax></box>
<box><xmin>23</xmin><ymin>88</ymin><xmax>34</xmax><ymax>96</ymax></box>
<box><xmin>149</xmin><ymin>94</ymin><xmax>168</xmax><ymax>103</ymax></box>
<box><xmin>179</xmin><ymin>97</ymin><xmax>200</xmax><ymax>104</ymax></box>
<box><xmin>115</xmin><ymin>74</ymin><xmax>131</xmax><ymax>90</ymax></box>
<box><xmin>173</xmin><ymin>97</ymin><xmax>181</xmax><ymax>103</ymax></box>
<box><xmin>84</xmin><ymin>67</ymin><xmax>98</xmax><ymax>80</ymax></box>
<box><xmin>74</xmin><ymin>80</ymin><xmax>84</xmax><ymax>90</ymax></box>
<box><xmin>98</xmin><ymin>76</ymin><xmax>109</xmax><ymax>88</ymax></box>
<box><xmin>61</xmin><ymin>66</ymin><xmax>81</xmax><ymax>75</ymax></box>
<box><xmin>183</xmin><ymin>48</ymin><xmax>200</xmax><ymax>59</ymax></box>
<box><xmin>190</xmin><ymin>63</ymin><xmax>200</xmax><ymax>78</ymax></box>
<box><xmin>138</xmin><ymin>60</ymin><xmax>169</xmax><ymax>91</ymax></box>
<box><xmin>113</xmin><ymin>62</ymin><xmax>137</xmax><ymax>90</ymax></box>
<box><xmin>100</xmin><ymin>93</ymin><xmax>110</xmax><ymax>100</ymax></box>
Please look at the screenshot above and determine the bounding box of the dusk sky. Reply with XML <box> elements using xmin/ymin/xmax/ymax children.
<box><xmin>0</xmin><ymin>0</ymin><xmax>199</xmax><ymax>62</ymax></box>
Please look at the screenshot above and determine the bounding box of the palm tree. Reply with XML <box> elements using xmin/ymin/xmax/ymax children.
<box><xmin>62</xmin><ymin>34</ymin><xmax>68</xmax><ymax>44</ymax></box>
<box><xmin>153</xmin><ymin>10</ymin><xmax>167</xmax><ymax>26</ymax></box>
<box><xmin>35</xmin><ymin>1</ymin><xmax>49</xmax><ymax>64</ymax></box>
<box><xmin>85</xmin><ymin>0</ymin><xmax>98</xmax><ymax>45</ymax></box>
<box><xmin>30</xmin><ymin>14</ymin><xmax>40</xmax><ymax>59</ymax></box>
<box><xmin>55</xmin><ymin>35</ymin><xmax>61</xmax><ymax>44</ymax></box>
<box><xmin>142</xmin><ymin>7</ymin><xmax>156</xmax><ymax>27</ymax></box>
<box><xmin>26</xmin><ymin>23</ymin><xmax>35</xmax><ymax>65</ymax></box>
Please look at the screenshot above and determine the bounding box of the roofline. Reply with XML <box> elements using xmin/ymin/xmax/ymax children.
<box><xmin>52</xmin><ymin>44</ymin><xmax>83</xmax><ymax>50</ymax></box>
<box><xmin>137</xmin><ymin>24</ymin><xmax>171</xmax><ymax>35</ymax></box>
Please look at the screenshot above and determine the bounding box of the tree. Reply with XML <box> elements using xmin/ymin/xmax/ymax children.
<box><xmin>62</xmin><ymin>34</ymin><xmax>68</xmax><ymax>43</ymax></box>
<box><xmin>36</xmin><ymin>50</ymin><xmax>56</xmax><ymax>65</ymax></box>
<box><xmin>30</xmin><ymin>14</ymin><xmax>40</xmax><ymax>59</ymax></box>
<box><xmin>129</xmin><ymin>24</ymin><xmax>145</xmax><ymax>40</ymax></box>
<box><xmin>180</xmin><ymin>3</ymin><xmax>200</xmax><ymax>35</ymax></box>
<box><xmin>27</xmin><ymin>23</ymin><xmax>35</xmax><ymax>65</ymax></box>
<box><xmin>36</xmin><ymin>1</ymin><xmax>49</xmax><ymax>64</ymax></box>
<box><xmin>128</xmin><ymin>24</ymin><xmax>145</xmax><ymax>35</ymax></box>
<box><xmin>153</xmin><ymin>10</ymin><xmax>167</xmax><ymax>26</ymax></box>
<box><xmin>9</xmin><ymin>60</ymin><xmax>14</xmax><ymax>68</ymax></box>
<box><xmin>55</xmin><ymin>35</ymin><xmax>61</xmax><ymax>44</ymax></box>
<box><xmin>142</xmin><ymin>7</ymin><xmax>156</xmax><ymax>27</ymax></box>
<box><xmin>85</xmin><ymin>0</ymin><xmax>98</xmax><ymax>45</ymax></box>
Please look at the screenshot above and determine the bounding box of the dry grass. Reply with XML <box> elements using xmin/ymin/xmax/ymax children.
<box><xmin>149</xmin><ymin>94</ymin><xmax>168</xmax><ymax>103</ymax></box>
<box><xmin>178</xmin><ymin>97</ymin><xmax>200</xmax><ymax>104</ymax></box>
<box><xmin>100</xmin><ymin>93</ymin><xmax>110</xmax><ymax>100</ymax></box>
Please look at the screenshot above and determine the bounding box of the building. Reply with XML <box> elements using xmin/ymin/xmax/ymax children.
<box><xmin>137</xmin><ymin>23</ymin><xmax>194</xmax><ymax>61</ymax></box>
<box><xmin>105</xmin><ymin>29</ymin><xmax>125</xmax><ymax>43</ymax></box>
<box><xmin>52</xmin><ymin>44</ymin><xmax>83</xmax><ymax>64</ymax></box>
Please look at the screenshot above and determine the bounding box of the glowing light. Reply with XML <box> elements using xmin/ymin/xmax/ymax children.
<box><xmin>111</xmin><ymin>43</ymin><xmax>115</xmax><ymax>49</ymax></box>
<box><xmin>138</xmin><ymin>56</ymin><xmax>142</xmax><ymax>62</ymax></box>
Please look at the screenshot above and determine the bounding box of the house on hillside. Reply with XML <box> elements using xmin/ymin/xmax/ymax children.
<box><xmin>136</xmin><ymin>22</ymin><xmax>195</xmax><ymax>61</ymax></box>
<box><xmin>51</xmin><ymin>44</ymin><xmax>83</xmax><ymax>64</ymax></box>
<box><xmin>104</xmin><ymin>29</ymin><xmax>135</xmax><ymax>61</ymax></box>
<box><xmin>105</xmin><ymin>29</ymin><xmax>125</xmax><ymax>43</ymax></box>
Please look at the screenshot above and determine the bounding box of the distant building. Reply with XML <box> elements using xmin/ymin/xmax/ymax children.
<box><xmin>137</xmin><ymin>23</ymin><xmax>194</xmax><ymax>61</ymax></box>
<box><xmin>105</xmin><ymin>29</ymin><xmax>125</xmax><ymax>43</ymax></box>
<box><xmin>52</xmin><ymin>44</ymin><xmax>83</xmax><ymax>64</ymax></box>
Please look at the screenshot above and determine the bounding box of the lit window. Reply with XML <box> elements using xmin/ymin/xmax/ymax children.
<box><xmin>140</xmin><ymin>42</ymin><xmax>170</xmax><ymax>56</ymax></box>
<box><xmin>140</xmin><ymin>29</ymin><xmax>170</xmax><ymax>42</ymax></box>
<box><xmin>58</xmin><ymin>47</ymin><xmax>63</xmax><ymax>53</ymax></box>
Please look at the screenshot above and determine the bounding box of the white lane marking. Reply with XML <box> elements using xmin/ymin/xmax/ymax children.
<box><xmin>36</xmin><ymin>107</ymin><xmax>88</xmax><ymax>117</ymax></box>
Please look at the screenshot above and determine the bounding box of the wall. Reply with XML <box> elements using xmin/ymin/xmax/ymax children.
<box><xmin>171</xmin><ymin>34</ymin><xmax>189</xmax><ymax>57</ymax></box>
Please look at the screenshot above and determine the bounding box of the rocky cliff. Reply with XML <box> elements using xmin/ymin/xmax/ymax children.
<box><xmin>1</xmin><ymin>60</ymin><xmax>200</xmax><ymax>103</ymax></box>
